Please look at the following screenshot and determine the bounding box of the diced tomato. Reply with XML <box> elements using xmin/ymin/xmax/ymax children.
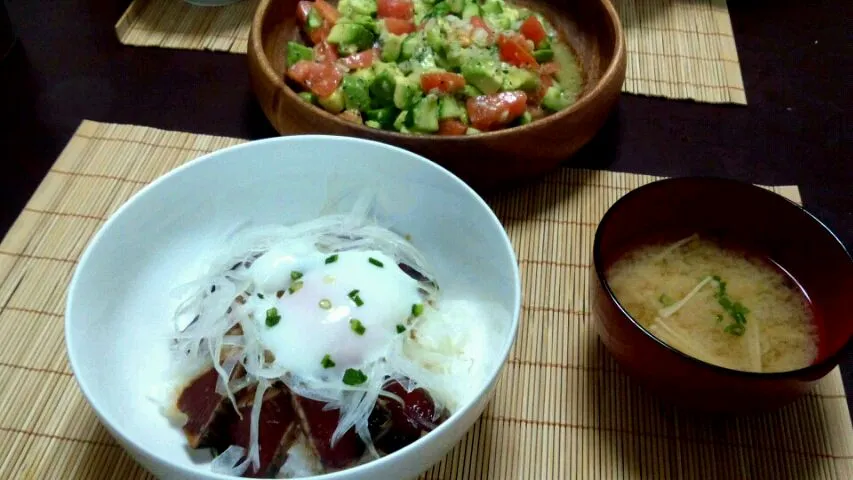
<box><xmin>288</xmin><ymin>60</ymin><xmax>343</xmax><ymax>97</ymax></box>
<box><xmin>314</xmin><ymin>0</ymin><xmax>340</xmax><ymax>24</ymax></box>
<box><xmin>539</xmin><ymin>62</ymin><xmax>560</xmax><ymax>76</ymax></box>
<box><xmin>296</xmin><ymin>1</ymin><xmax>313</xmax><ymax>23</ymax></box>
<box><xmin>313</xmin><ymin>41</ymin><xmax>338</xmax><ymax>63</ymax></box>
<box><xmin>470</xmin><ymin>16</ymin><xmax>493</xmax><ymax>36</ymax></box>
<box><xmin>438</xmin><ymin>119</ymin><xmax>468</xmax><ymax>136</ymax></box>
<box><xmin>497</xmin><ymin>34</ymin><xmax>538</xmax><ymax>68</ymax></box>
<box><xmin>339</xmin><ymin>48</ymin><xmax>377</xmax><ymax>69</ymax></box>
<box><xmin>466</xmin><ymin>91</ymin><xmax>528</xmax><ymax>131</ymax></box>
<box><xmin>384</xmin><ymin>18</ymin><xmax>416</xmax><ymax>35</ymax></box>
<box><xmin>420</xmin><ymin>72</ymin><xmax>466</xmax><ymax>93</ymax></box>
<box><xmin>307</xmin><ymin>23</ymin><xmax>331</xmax><ymax>44</ymax></box>
<box><xmin>377</xmin><ymin>0</ymin><xmax>414</xmax><ymax>20</ymax></box>
<box><xmin>520</xmin><ymin>16</ymin><xmax>547</xmax><ymax>47</ymax></box>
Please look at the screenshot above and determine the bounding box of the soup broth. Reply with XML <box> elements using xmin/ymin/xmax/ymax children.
<box><xmin>606</xmin><ymin>234</ymin><xmax>819</xmax><ymax>373</ymax></box>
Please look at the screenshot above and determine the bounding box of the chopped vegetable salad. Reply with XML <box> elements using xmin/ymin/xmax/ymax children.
<box><xmin>286</xmin><ymin>0</ymin><xmax>583</xmax><ymax>134</ymax></box>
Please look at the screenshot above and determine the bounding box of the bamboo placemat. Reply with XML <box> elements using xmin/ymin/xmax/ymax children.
<box><xmin>114</xmin><ymin>0</ymin><xmax>747</xmax><ymax>105</ymax></box>
<box><xmin>1</xmin><ymin>120</ymin><xmax>849</xmax><ymax>479</ymax></box>
<box><xmin>616</xmin><ymin>0</ymin><xmax>746</xmax><ymax>104</ymax></box>
<box><xmin>115</xmin><ymin>0</ymin><xmax>258</xmax><ymax>54</ymax></box>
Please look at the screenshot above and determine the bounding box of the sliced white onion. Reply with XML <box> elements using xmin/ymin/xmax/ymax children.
<box><xmin>211</xmin><ymin>445</ymin><xmax>249</xmax><ymax>476</ymax></box>
<box><xmin>168</xmin><ymin>189</ymin><xmax>509</xmax><ymax>474</ymax></box>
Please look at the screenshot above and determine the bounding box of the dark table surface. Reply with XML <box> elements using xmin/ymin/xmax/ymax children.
<box><xmin>1</xmin><ymin>0</ymin><xmax>850</xmax><ymax>412</ymax></box>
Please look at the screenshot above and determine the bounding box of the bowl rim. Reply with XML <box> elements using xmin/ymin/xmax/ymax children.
<box><xmin>592</xmin><ymin>175</ymin><xmax>853</xmax><ymax>380</ymax></box>
<box><xmin>65</xmin><ymin>135</ymin><xmax>522</xmax><ymax>480</ymax></box>
<box><xmin>249</xmin><ymin>0</ymin><xmax>626</xmax><ymax>140</ymax></box>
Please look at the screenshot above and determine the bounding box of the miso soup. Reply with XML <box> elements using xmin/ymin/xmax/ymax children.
<box><xmin>606</xmin><ymin>234</ymin><xmax>819</xmax><ymax>373</ymax></box>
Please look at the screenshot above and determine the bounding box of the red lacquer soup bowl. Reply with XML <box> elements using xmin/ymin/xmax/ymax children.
<box><xmin>591</xmin><ymin>177</ymin><xmax>853</xmax><ymax>412</ymax></box>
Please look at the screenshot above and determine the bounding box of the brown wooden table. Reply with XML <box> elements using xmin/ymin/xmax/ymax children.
<box><xmin>1</xmin><ymin>0</ymin><xmax>850</xmax><ymax>413</ymax></box>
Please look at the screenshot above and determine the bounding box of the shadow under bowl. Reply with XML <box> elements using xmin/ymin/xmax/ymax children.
<box><xmin>590</xmin><ymin>177</ymin><xmax>853</xmax><ymax>412</ymax></box>
<box><xmin>248</xmin><ymin>0</ymin><xmax>626</xmax><ymax>190</ymax></box>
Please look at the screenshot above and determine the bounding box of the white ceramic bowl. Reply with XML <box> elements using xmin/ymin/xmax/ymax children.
<box><xmin>65</xmin><ymin>136</ymin><xmax>521</xmax><ymax>480</ymax></box>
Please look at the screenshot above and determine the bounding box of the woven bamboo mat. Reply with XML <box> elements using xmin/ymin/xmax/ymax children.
<box><xmin>114</xmin><ymin>0</ymin><xmax>746</xmax><ymax>105</ymax></box>
<box><xmin>1</xmin><ymin>120</ymin><xmax>850</xmax><ymax>479</ymax></box>
<box><xmin>115</xmin><ymin>0</ymin><xmax>258</xmax><ymax>54</ymax></box>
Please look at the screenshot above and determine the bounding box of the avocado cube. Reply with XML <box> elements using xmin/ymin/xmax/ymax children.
<box><xmin>465</xmin><ymin>127</ymin><xmax>481</xmax><ymax>135</ymax></box>
<box><xmin>518</xmin><ymin>110</ymin><xmax>533</xmax><ymax>125</ymax></box>
<box><xmin>393</xmin><ymin>110</ymin><xmax>409</xmax><ymax>131</ymax></box>
<box><xmin>439</xmin><ymin>96</ymin><xmax>466</xmax><ymax>121</ymax></box>
<box><xmin>366</xmin><ymin>107</ymin><xmax>398</xmax><ymax>129</ymax></box>
<box><xmin>533</xmin><ymin>49</ymin><xmax>554</xmax><ymax>63</ymax></box>
<box><xmin>503</xmin><ymin>67</ymin><xmax>540</xmax><ymax>92</ymax></box>
<box><xmin>350</xmin><ymin>66</ymin><xmax>376</xmax><ymax>82</ymax></box>
<box><xmin>431</xmin><ymin>2</ymin><xmax>451</xmax><ymax>18</ymax></box>
<box><xmin>318</xmin><ymin>88</ymin><xmax>346</xmax><ymax>114</ymax></box>
<box><xmin>341</xmin><ymin>75</ymin><xmax>372</xmax><ymax>111</ymax></box>
<box><xmin>381</xmin><ymin>33</ymin><xmax>406</xmax><ymax>62</ymax></box>
<box><xmin>481</xmin><ymin>0</ymin><xmax>503</xmax><ymax>15</ymax></box>
<box><xmin>327</xmin><ymin>23</ymin><xmax>375</xmax><ymax>55</ymax></box>
<box><xmin>485</xmin><ymin>13</ymin><xmax>511</xmax><ymax>31</ymax></box>
<box><xmin>298</xmin><ymin>91</ymin><xmax>317</xmax><ymax>105</ymax></box>
<box><xmin>397</xmin><ymin>60</ymin><xmax>416</xmax><ymax>75</ymax></box>
<box><xmin>541</xmin><ymin>85</ymin><xmax>576</xmax><ymax>112</ymax></box>
<box><xmin>461</xmin><ymin>61</ymin><xmax>504</xmax><ymax>95</ymax></box>
<box><xmin>369</xmin><ymin>70</ymin><xmax>397</xmax><ymax>107</ymax></box>
<box><xmin>411</xmin><ymin>94</ymin><xmax>440</xmax><ymax>133</ymax></box>
<box><xmin>552</xmin><ymin>43</ymin><xmax>583</xmax><ymax>91</ymax></box>
<box><xmin>287</xmin><ymin>41</ymin><xmax>314</xmax><ymax>67</ymax></box>
<box><xmin>425</xmin><ymin>23</ymin><xmax>444</xmax><ymax>54</ymax></box>
<box><xmin>393</xmin><ymin>77</ymin><xmax>423</xmax><ymax>110</ymax></box>
<box><xmin>348</xmin><ymin>14</ymin><xmax>379</xmax><ymax>34</ymax></box>
<box><xmin>447</xmin><ymin>0</ymin><xmax>465</xmax><ymax>14</ymax></box>
<box><xmin>460</xmin><ymin>84</ymin><xmax>482</xmax><ymax>98</ymax></box>
<box><xmin>400</xmin><ymin>35</ymin><xmax>421</xmax><ymax>61</ymax></box>
<box><xmin>337</xmin><ymin>0</ymin><xmax>377</xmax><ymax>17</ymax></box>
<box><xmin>443</xmin><ymin>42</ymin><xmax>465</xmax><ymax>69</ymax></box>
<box><xmin>365</xmin><ymin>120</ymin><xmax>382</xmax><ymax>129</ymax></box>
<box><xmin>461</xmin><ymin>3</ymin><xmax>480</xmax><ymax>19</ymax></box>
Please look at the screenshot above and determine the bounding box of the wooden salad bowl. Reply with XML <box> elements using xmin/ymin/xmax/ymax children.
<box><xmin>248</xmin><ymin>0</ymin><xmax>626</xmax><ymax>189</ymax></box>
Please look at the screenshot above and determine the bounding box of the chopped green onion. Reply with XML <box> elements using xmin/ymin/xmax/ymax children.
<box><xmin>342</xmin><ymin>368</ymin><xmax>368</xmax><ymax>385</ymax></box>
<box><xmin>276</xmin><ymin>290</ymin><xmax>285</xmax><ymax>298</ymax></box>
<box><xmin>321</xmin><ymin>354</ymin><xmax>335</xmax><ymax>369</ymax></box>
<box><xmin>658</xmin><ymin>294</ymin><xmax>674</xmax><ymax>306</ymax></box>
<box><xmin>412</xmin><ymin>303</ymin><xmax>424</xmax><ymax>317</ymax></box>
<box><xmin>368</xmin><ymin>257</ymin><xmax>384</xmax><ymax>268</ymax></box>
<box><xmin>257</xmin><ymin>293</ymin><xmax>265</xmax><ymax>299</ymax></box>
<box><xmin>319</xmin><ymin>298</ymin><xmax>332</xmax><ymax>310</ymax></box>
<box><xmin>350</xmin><ymin>319</ymin><xmax>366</xmax><ymax>335</ymax></box>
<box><xmin>210</xmin><ymin>285</ymin><xmax>216</xmax><ymax>293</ymax></box>
<box><xmin>396</xmin><ymin>324</ymin><xmax>406</xmax><ymax>334</ymax></box>
<box><xmin>325</xmin><ymin>254</ymin><xmax>339</xmax><ymax>264</ymax></box>
<box><xmin>265</xmin><ymin>308</ymin><xmax>281</xmax><ymax>327</ymax></box>
<box><xmin>291</xmin><ymin>271</ymin><xmax>303</xmax><ymax>280</ymax></box>
<box><xmin>289</xmin><ymin>280</ymin><xmax>304</xmax><ymax>294</ymax></box>
<box><xmin>348</xmin><ymin>289</ymin><xmax>364</xmax><ymax>307</ymax></box>
<box><xmin>712</xmin><ymin>276</ymin><xmax>750</xmax><ymax>336</ymax></box>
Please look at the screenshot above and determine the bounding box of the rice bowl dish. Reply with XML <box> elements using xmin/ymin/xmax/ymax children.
<box><xmin>65</xmin><ymin>135</ymin><xmax>521</xmax><ymax>480</ymax></box>
<box><xmin>161</xmin><ymin>192</ymin><xmax>508</xmax><ymax>477</ymax></box>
